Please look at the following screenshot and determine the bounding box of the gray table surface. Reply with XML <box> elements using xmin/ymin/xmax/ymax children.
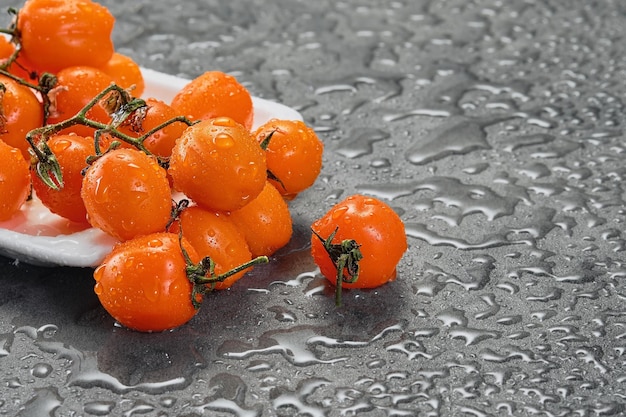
<box><xmin>1</xmin><ymin>0</ymin><xmax>625</xmax><ymax>416</ymax></box>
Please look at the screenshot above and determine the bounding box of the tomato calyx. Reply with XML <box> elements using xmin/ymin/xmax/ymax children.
<box><xmin>311</xmin><ymin>227</ymin><xmax>363</xmax><ymax>306</ymax></box>
<box><xmin>258</xmin><ymin>129</ymin><xmax>286</xmax><ymax>191</ymax></box>
<box><xmin>171</xmin><ymin>207</ymin><xmax>270</xmax><ymax>309</ymax></box>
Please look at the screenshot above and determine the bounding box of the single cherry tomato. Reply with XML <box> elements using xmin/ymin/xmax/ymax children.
<box><xmin>0</xmin><ymin>139</ymin><xmax>31</xmax><ymax>221</ymax></box>
<box><xmin>0</xmin><ymin>74</ymin><xmax>44</xmax><ymax>159</ymax></box>
<box><xmin>81</xmin><ymin>148</ymin><xmax>172</xmax><ymax>241</ymax></box>
<box><xmin>311</xmin><ymin>195</ymin><xmax>407</xmax><ymax>304</ymax></box>
<box><xmin>170</xmin><ymin>71</ymin><xmax>254</xmax><ymax>130</ymax></box>
<box><xmin>117</xmin><ymin>98</ymin><xmax>188</xmax><ymax>158</ymax></box>
<box><xmin>168</xmin><ymin>205</ymin><xmax>253</xmax><ymax>290</ymax></box>
<box><xmin>228</xmin><ymin>181</ymin><xmax>292</xmax><ymax>258</ymax></box>
<box><xmin>31</xmin><ymin>134</ymin><xmax>94</xmax><ymax>223</ymax></box>
<box><xmin>17</xmin><ymin>0</ymin><xmax>115</xmax><ymax>74</ymax></box>
<box><xmin>94</xmin><ymin>232</ymin><xmax>201</xmax><ymax>332</ymax></box>
<box><xmin>169</xmin><ymin>117</ymin><xmax>266</xmax><ymax>212</ymax></box>
<box><xmin>46</xmin><ymin>66</ymin><xmax>114</xmax><ymax>137</ymax></box>
<box><xmin>254</xmin><ymin>119</ymin><xmax>324</xmax><ymax>199</ymax></box>
<box><xmin>99</xmin><ymin>52</ymin><xmax>145</xmax><ymax>97</ymax></box>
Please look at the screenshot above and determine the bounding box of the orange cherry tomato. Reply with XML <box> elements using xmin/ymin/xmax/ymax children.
<box><xmin>117</xmin><ymin>98</ymin><xmax>188</xmax><ymax>158</ymax></box>
<box><xmin>81</xmin><ymin>148</ymin><xmax>172</xmax><ymax>241</ymax></box>
<box><xmin>0</xmin><ymin>139</ymin><xmax>31</xmax><ymax>221</ymax></box>
<box><xmin>46</xmin><ymin>66</ymin><xmax>114</xmax><ymax>137</ymax></box>
<box><xmin>168</xmin><ymin>117</ymin><xmax>266</xmax><ymax>212</ymax></box>
<box><xmin>0</xmin><ymin>36</ymin><xmax>14</xmax><ymax>61</ymax></box>
<box><xmin>254</xmin><ymin>119</ymin><xmax>324</xmax><ymax>199</ymax></box>
<box><xmin>17</xmin><ymin>0</ymin><xmax>115</xmax><ymax>74</ymax></box>
<box><xmin>170</xmin><ymin>71</ymin><xmax>254</xmax><ymax>131</ymax></box>
<box><xmin>31</xmin><ymin>134</ymin><xmax>94</xmax><ymax>223</ymax></box>
<box><xmin>0</xmin><ymin>74</ymin><xmax>43</xmax><ymax>159</ymax></box>
<box><xmin>311</xmin><ymin>195</ymin><xmax>407</xmax><ymax>292</ymax></box>
<box><xmin>168</xmin><ymin>205</ymin><xmax>253</xmax><ymax>290</ymax></box>
<box><xmin>228</xmin><ymin>182</ymin><xmax>293</xmax><ymax>258</ymax></box>
<box><xmin>94</xmin><ymin>232</ymin><xmax>201</xmax><ymax>332</ymax></box>
<box><xmin>99</xmin><ymin>52</ymin><xmax>145</xmax><ymax>97</ymax></box>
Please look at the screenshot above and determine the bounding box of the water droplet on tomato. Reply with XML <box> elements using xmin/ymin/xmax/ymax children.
<box><xmin>94</xmin><ymin>282</ymin><xmax>103</xmax><ymax>295</ymax></box>
<box><xmin>148</xmin><ymin>238</ymin><xmax>164</xmax><ymax>248</ymax></box>
<box><xmin>93</xmin><ymin>265</ymin><xmax>104</xmax><ymax>282</ymax></box>
<box><xmin>53</xmin><ymin>138</ymin><xmax>72</xmax><ymax>152</ymax></box>
<box><xmin>213</xmin><ymin>132</ymin><xmax>235</xmax><ymax>149</ymax></box>
<box><xmin>212</xmin><ymin>117</ymin><xmax>237</xmax><ymax>127</ymax></box>
<box><xmin>331</xmin><ymin>205</ymin><xmax>349</xmax><ymax>219</ymax></box>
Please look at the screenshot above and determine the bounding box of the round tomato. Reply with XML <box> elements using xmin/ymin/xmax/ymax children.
<box><xmin>228</xmin><ymin>182</ymin><xmax>292</xmax><ymax>258</ymax></box>
<box><xmin>117</xmin><ymin>98</ymin><xmax>188</xmax><ymax>158</ymax></box>
<box><xmin>168</xmin><ymin>205</ymin><xmax>253</xmax><ymax>290</ymax></box>
<box><xmin>94</xmin><ymin>232</ymin><xmax>201</xmax><ymax>332</ymax></box>
<box><xmin>31</xmin><ymin>134</ymin><xmax>95</xmax><ymax>223</ymax></box>
<box><xmin>46</xmin><ymin>66</ymin><xmax>114</xmax><ymax>137</ymax></box>
<box><xmin>99</xmin><ymin>52</ymin><xmax>145</xmax><ymax>97</ymax></box>
<box><xmin>254</xmin><ymin>119</ymin><xmax>324</xmax><ymax>199</ymax></box>
<box><xmin>170</xmin><ymin>71</ymin><xmax>254</xmax><ymax>130</ymax></box>
<box><xmin>168</xmin><ymin>117</ymin><xmax>266</xmax><ymax>212</ymax></box>
<box><xmin>17</xmin><ymin>0</ymin><xmax>115</xmax><ymax>74</ymax></box>
<box><xmin>81</xmin><ymin>148</ymin><xmax>172</xmax><ymax>241</ymax></box>
<box><xmin>311</xmin><ymin>195</ymin><xmax>407</xmax><ymax>304</ymax></box>
<box><xmin>0</xmin><ymin>140</ymin><xmax>31</xmax><ymax>221</ymax></box>
<box><xmin>0</xmin><ymin>74</ymin><xmax>44</xmax><ymax>159</ymax></box>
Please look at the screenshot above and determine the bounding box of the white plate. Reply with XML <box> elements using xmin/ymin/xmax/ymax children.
<box><xmin>0</xmin><ymin>68</ymin><xmax>303</xmax><ymax>267</ymax></box>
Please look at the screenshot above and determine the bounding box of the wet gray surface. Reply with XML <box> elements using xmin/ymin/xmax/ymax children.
<box><xmin>1</xmin><ymin>0</ymin><xmax>626</xmax><ymax>415</ymax></box>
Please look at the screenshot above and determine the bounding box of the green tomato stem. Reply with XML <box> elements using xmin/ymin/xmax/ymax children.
<box><xmin>312</xmin><ymin>227</ymin><xmax>363</xmax><ymax>307</ymax></box>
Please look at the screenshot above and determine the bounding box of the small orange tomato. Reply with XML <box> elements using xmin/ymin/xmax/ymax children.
<box><xmin>17</xmin><ymin>0</ymin><xmax>115</xmax><ymax>74</ymax></box>
<box><xmin>169</xmin><ymin>117</ymin><xmax>266</xmax><ymax>212</ymax></box>
<box><xmin>99</xmin><ymin>52</ymin><xmax>145</xmax><ymax>97</ymax></box>
<box><xmin>0</xmin><ymin>36</ymin><xmax>14</xmax><ymax>61</ymax></box>
<box><xmin>254</xmin><ymin>119</ymin><xmax>324</xmax><ymax>199</ymax></box>
<box><xmin>0</xmin><ymin>140</ymin><xmax>31</xmax><ymax>221</ymax></box>
<box><xmin>0</xmin><ymin>74</ymin><xmax>44</xmax><ymax>159</ymax></box>
<box><xmin>168</xmin><ymin>205</ymin><xmax>253</xmax><ymax>290</ymax></box>
<box><xmin>117</xmin><ymin>98</ymin><xmax>188</xmax><ymax>158</ymax></box>
<box><xmin>46</xmin><ymin>66</ymin><xmax>114</xmax><ymax>137</ymax></box>
<box><xmin>311</xmin><ymin>195</ymin><xmax>407</xmax><ymax>291</ymax></box>
<box><xmin>228</xmin><ymin>182</ymin><xmax>293</xmax><ymax>258</ymax></box>
<box><xmin>31</xmin><ymin>134</ymin><xmax>94</xmax><ymax>223</ymax></box>
<box><xmin>94</xmin><ymin>232</ymin><xmax>201</xmax><ymax>332</ymax></box>
<box><xmin>170</xmin><ymin>71</ymin><xmax>254</xmax><ymax>130</ymax></box>
<box><xmin>81</xmin><ymin>148</ymin><xmax>172</xmax><ymax>241</ymax></box>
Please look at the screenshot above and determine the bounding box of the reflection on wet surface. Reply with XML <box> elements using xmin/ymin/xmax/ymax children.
<box><xmin>1</xmin><ymin>0</ymin><xmax>626</xmax><ymax>415</ymax></box>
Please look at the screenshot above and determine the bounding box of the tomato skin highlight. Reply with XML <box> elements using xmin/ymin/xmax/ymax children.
<box><xmin>169</xmin><ymin>117</ymin><xmax>267</xmax><ymax>212</ymax></box>
<box><xmin>94</xmin><ymin>232</ymin><xmax>201</xmax><ymax>332</ymax></box>
<box><xmin>0</xmin><ymin>140</ymin><xmax>31</xmax><ymax>221</ymax></box>
<box><xmin>17</xmin><ymin>0</ymin><xmax>115</xmax><ymax>74</ymax></box>
<box><xmin>81</xmin><ymin>148</ymin><xmax>172</xmax><ymax>241</ymax></box>
<box><xmin>311</xmin><ymin>195</ymin><xmax>407</xmax><ymax>289</ymax></box>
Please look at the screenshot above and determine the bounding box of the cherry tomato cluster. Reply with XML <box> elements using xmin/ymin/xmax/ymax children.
<box><xmin>0</xmin><ymin>0</ymin><xmax>408</xmax><ymax>332</ymax></box>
